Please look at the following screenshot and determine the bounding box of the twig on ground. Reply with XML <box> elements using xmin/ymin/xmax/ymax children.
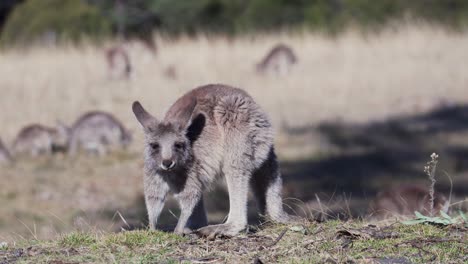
<box><xmin>115</xmin><ymin>211</ymin><xmax>130</xmax><ymax>230</ymax></box>
<box><xmin>267</xmin><ymin>228</ymin><xmax>288</xmax><ymax>248</ymax></box>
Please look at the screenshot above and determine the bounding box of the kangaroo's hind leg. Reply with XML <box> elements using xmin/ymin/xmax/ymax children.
<box><xmin>196</xmin><ymin>142</ymin><xmax>253</xmax><ymax>238</ymax></box>
<box><xmin>196</xmin><ymin>165</ymin><xmax>250</xmax><ymax>238</ymax></box>
<box><xmin>251</xmin><ymin>148</ymin><xmax>297</xmax><ymax>223</ymax></box>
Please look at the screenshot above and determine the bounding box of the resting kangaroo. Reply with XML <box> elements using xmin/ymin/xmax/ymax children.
<box><xmin>370</xmin><ymin>185</ymin><xmax>449</xmax><ymax>218</ymax></box>
<box><xmin>132</xmin><ymin>84</ymin><xmax>295</xmax><ymax>238</ymax></box>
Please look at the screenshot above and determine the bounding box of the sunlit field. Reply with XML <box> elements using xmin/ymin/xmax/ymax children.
<box><xmin>1</xmin><ymin>24</ymin><xmax>468</xmax><ymax>242</ymax></box>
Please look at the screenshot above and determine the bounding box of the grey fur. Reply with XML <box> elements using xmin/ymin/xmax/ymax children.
<box><xmin>0</xmin><ymin>137</ymin><xmax>13</xmax><ymax>164</ymax></box>
<box><xmin>12</xmin><ymin>124</ymin><xmax>68</xmax><ymax>157</ymax></box>
<box><xmin>133</xmin><ymin>84</ymin><xmax>296</xmax><ymax>238</ymax></box>
<box><xmin>256</xmin><ymin>44</ymin><xmax>297</xmax><ymax>75</ymax></box>
<box><xmin>69</xmin><ymin>111</ymin><xmax>132</xmax><ymax>156</ymax></box>
<box><xmin>369</xmin><ymin>185</ymin><xmax>450</xmax><ymax>219</ymax></box>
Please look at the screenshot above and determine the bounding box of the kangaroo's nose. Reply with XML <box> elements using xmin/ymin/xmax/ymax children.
<box><xmin>161</xmin><ymin>159</ymin><xmax>175</xmax><ymax>170</ymax></box>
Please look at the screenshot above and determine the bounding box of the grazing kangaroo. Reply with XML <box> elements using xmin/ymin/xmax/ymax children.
<box><xmin>256</xmin><ymin>43</ymin><xmax>297</xmax><ymax>75</ymax></box>
<box><xmin>13</xmin><ymin>124</ymin><xmax>69</xmax><ymax>157</ymax></box>
<box><xmin>132</xmin><ymin>84</ymin><xmax>296</xmax><ymax>238</ymax></box>
<box><xmin>69</xmin><ymin>111</ymin><xmax>132</xmax><ymax>156</ymax></box>
<box><xmin>0</xmin><ymin>137</ymin><xmax>13</xmax><ymax>164</ymax></box>
<box><xmin>105</xmin><ymin>45</ymin><xmax>132</xmax><ymax>79</ymax></box>
<box><xmin>370</xmin><ymin>185</ymin><xmax>449</xmax><ymax>218</ymax></box>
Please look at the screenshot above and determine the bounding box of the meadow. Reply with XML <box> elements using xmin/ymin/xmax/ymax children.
<box><xmin>0</xmin><ymin>24</ymin><xmax>467</xmax><ymax>262</ymax></box>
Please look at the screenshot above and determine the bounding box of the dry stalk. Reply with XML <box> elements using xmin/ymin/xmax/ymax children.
<box><xmin>424</xmin><ymin>153</ymin><xmax>439</xmax><ymax>217</ymax></box>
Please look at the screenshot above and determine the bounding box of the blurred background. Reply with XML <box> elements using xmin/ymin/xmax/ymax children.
<box><xmin>1</xmin><ymin>0</ymin><xmax>468</xmax><ymax>242</ymax></box>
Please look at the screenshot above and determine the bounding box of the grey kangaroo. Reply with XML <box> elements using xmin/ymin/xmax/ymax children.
<box><xmin>132</xmin><ymin>84</ymin><xmax>295</xmax><ymax>238</ymax></box>
<box><xmin>13</xmin><ymin>124</ymin><xmax>69</xmax><ymax>157</ymax></box>
<box><xmin>105</xmin><ymin>45</ymin><xmax>132</xmax><ymax>80</ymax></box>
<box><xmin>256</xmin><ymin>43</ymin><xmax>297</xmax><ymax>75</ymax></box>
<box><xmin>69</xmin><ymin>111</ymin><xmax>132</xmax><ymax>156</ymax></box>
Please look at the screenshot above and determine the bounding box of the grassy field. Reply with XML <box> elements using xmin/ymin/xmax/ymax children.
<box><xmin>1</xmin><ymin>24</ymin><xmax>468</xmax><ymax>261</ymax></box>
<box><xmin>2</xmin><ymin>24</ymin><xmax>468</xmax><ymax>141</ymax></box>
<box><xmin>1</xmin><ymin>221</ymin><xmax>466</xmax><ymax>263</ymax></box>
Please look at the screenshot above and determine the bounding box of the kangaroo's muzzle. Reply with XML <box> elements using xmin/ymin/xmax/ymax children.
<box><xmin>161</xmin><ymin>159</ymin><xmax>176</xmax><ymax>170</ymax></box>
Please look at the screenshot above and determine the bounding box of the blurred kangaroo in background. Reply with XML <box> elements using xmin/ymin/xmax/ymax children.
<box><xmin>106</xmin><ymin>45</ymin><xmax>132</xmax><ymax>79</ymax></box>
<box><xmin>12</xmin><ymin>124</ymin><xmax>69</xmax><ymax>157</ymax></box>
<box><xmin>369</xmin><ymin>185</ymin><xmax>449</xmax><ymax>219</ymax></box>
<box><xmin>0</xmin><ymin>137</ymin><xmax>13</xmax><ymax>164</ymax></box>
<box><xmin>256</xmin><ymin>43</ymin><xmax>297</xmax><ymax>75</ymax></box>
<box><xmin>69</xmin><ymin>111</ymin><xmax>132</xmax><ymax>156</ymax></box>
<box><xmin>132</xmin><ymin>84</ymin><xmax>297</xmax><ymax>238</ymax></box>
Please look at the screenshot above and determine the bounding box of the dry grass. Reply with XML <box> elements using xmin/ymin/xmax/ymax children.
<box><xmin>1</xmin><ymin>24</ymin><xmax>468</xmax><ymax>243</ymax></box>
<box><xmin>1</xmin><ymin>24</ymin><xmax>468</xmax><ymax>146</ymax></box>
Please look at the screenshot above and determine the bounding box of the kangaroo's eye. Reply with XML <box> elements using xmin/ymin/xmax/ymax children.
<box><xmin>149</xmin><ymin>143</ymin><xmax>160</xmax><ymax>151</ymax></box>
<box><xmin>174</xmin><ymin>142</ymin><xmax>185</xmax><ymax>150</ymax></box>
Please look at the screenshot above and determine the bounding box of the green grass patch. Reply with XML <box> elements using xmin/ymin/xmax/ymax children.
<box><xmin>58</xmin><ymin>232</ymin><xmax>97</xmax><ymax>247</ymax></box>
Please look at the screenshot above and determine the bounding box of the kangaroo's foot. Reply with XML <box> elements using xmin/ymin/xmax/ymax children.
<box><xmin>196</xmin><ymin>223</ymin><xmax>245</xmax><ymax>240</ymax></box>
<box><xmin>174</xmin><ymin>227</ymin><xmax>194</xmax><ymax>236</ymax></box>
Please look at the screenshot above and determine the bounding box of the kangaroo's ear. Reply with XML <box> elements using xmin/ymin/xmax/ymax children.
<box><xmin>168</xmin><ymin>97</ymin><xmax>197</xmax><ymax>130</ymax></box>
<box><xmin>132</xmin><ymin>101</ymin><xmax>158</xmax><ymax>130</ymax></box>
<box><xmin>186</xmin><ymin>113</ymin><xmax>205</xmax><ymax>142</ymax></box>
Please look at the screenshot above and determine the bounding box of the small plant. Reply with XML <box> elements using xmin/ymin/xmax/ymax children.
<box><xmin>403</xmin><ymin>211</ymin><xmax>467</xmax><ymax>227</ymax></box>
<box><xmin>403</xmin><ymin>153</ymin><xmax>468</xmax><ymax>227</ymax></box>
<box><xmin>424</xmin><ymin>152</ymin><xmax>439</xmax><ymax>217</ymax></box>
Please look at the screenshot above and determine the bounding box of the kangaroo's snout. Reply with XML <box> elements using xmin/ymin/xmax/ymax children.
<box><xmin>161</xmin><ymin>159</ymin><xmax>176</xmax><ymax>170</ymax></box>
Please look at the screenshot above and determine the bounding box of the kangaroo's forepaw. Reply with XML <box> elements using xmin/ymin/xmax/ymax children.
<box><xmin>196</xmin><ymin>223</ymin><xmax>245</xmax><ymax>240</ymax></box>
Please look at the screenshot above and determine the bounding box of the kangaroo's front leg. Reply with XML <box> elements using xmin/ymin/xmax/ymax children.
<box><xmin>173</xmin><ymin>183</ymin><xmax>203</xmax><ymax>235</ymax></box>
<box><xmin>144</xmin><ymin>174</ymin><xmax>169</xmax><ymax>230</ymax></box>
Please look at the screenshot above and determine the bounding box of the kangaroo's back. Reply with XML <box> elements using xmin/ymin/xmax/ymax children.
<box><xmin>164</xmin><ymin>84</ymin><xmax>273</xmax><ymax>158</ymax></box>
<box><xmin>73</xmin><ymin>111</ymin><xmax>125</xmax><ymax>130</ymax></box>
<box><xmin>165</xmin><ymin>84</ymin><xmax>261</xmax><ymax>128</ymax></box>
<box><xmin>13</xmin><ymin>124</ymin><xmax>57</xmax><ymax>156</ymax></box>
<box><xmin>257</xmin><ymin>44</ymin><xmax>297</xmax><ymax>75</ymax></box>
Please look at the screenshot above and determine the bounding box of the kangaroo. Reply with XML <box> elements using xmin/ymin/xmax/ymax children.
<box><xmin>0</xmin><ymin>137</ymin><xmax>13</xmax><ymax>164</ymax></box>
<box><xmin>256</xmin><ymin>43</ymin><xmax>297</xmax><ymax>75</ymax></box>
<box><xmin>370</xmin><ymin>185</ymin><xmax>450</xmax><ymax>219</ymax></box>
<box><xmin>132</xmin><ymin>84</ymin><xmax>296</xmax><ymax>238</ymax></box>
<box><xmin>12</xmin><ymin>124</ymin><xmax>69</xmax><ymax>157</ymax></box>
<box><xmin>105</xmin><ymin>45</ymin><xmax>132</xmax><ymax>79</ymax></box>
<box><xmin>69</xmin><ymin>111</ymin><xmax>132</xmax><ymax>156</ymax></box>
